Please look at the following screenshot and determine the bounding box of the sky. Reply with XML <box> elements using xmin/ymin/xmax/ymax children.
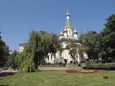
<box><xmin>0</xmin><ymin>0</ymin><xmax>115</xmax><ymax>51</ymax></box>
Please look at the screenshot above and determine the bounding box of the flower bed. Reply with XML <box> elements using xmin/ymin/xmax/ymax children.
<box><xmin>65</xmin><ymin>70</ymin><xmax>103</xmax><ymax>73</ymax></box>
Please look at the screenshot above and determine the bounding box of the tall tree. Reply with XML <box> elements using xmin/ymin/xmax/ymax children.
<box><xmin>10</xmin><ymin>50</ymin><xmax>18</xmax><ymax>69</ymax></box>
<box><xmin>49</xmin><ymin>34</ymin><xmax>59</xmax><ymax>60</ymax></box>
<box><xmin>19</xmin><ymin>30</ymin><xmax>41</xmax><ymax>72</ymax></box>
<box><xmin>0</xmin><ymin>32</ymin><xmax>9</xmax><ymax>66</ymax></box>
<box><xmin>79</xmin><ymin>31</ymin><xmax>100</xmax><ymax>61</ymax></box>
<box><xmin>38</xmin><ymin>31</ymin><xmax>53</xmax><ymax>65</ymax></box>
<box><xmin>99</xmin><ymin>14</ymin><xmax>115</xmax><ymax>61</ymax></box>
<box><xmin>17</xmin><ymin>30</ymin><xmax>54</xmax><ymax>72</ymax></box>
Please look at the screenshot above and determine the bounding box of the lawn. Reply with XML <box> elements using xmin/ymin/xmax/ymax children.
<box><xmin>0</xmin><ymin>70</ymin><xmax>115</xmax><ymax>86</ymax></box>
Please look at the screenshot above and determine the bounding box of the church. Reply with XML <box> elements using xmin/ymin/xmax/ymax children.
<box><xmin>19</xmin><ymin>11</ymin><xmax>88</xmax><ymax>64</ymax></box>
<box><xmin>45</xmin><ymin>11</ymin><xmax>88</xmax><ymax>64</ymax></box>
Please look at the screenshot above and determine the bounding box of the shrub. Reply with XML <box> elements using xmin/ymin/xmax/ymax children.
<box><xmin>82</xmin><ymin>63</ymin><xmax>115</xmax><ymax>70</ymax></box>
<box><xmin>85</xmin><ymin>61</ymin><xmax>96</xmax><ymax>65</ymax></box>
<box><xmin>78</xmin><ymin>63</ymin><xmax>81</xmax><ymax>67</ymax></box>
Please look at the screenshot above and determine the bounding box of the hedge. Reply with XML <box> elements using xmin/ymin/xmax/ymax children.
<box><xmin>82</xmin><ymin>63</ymin><xmax>115</xmax><ymax>70</ymax></box>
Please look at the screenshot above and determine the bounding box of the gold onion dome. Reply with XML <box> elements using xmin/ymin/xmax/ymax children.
<box><xmin>64</xmin><ymin>28</ymin><xmax>67</xmax><ymax>32</ymax></box>
<box><xmin>74</xmin><ymin>29</ymin><xmax>78</xmax><ymax>34</ymax></box>
<box><xmin>60</xmin><ymin>32</ymin><xmax>63</xmax><ymax>36</ymax></box>
<box><xmin>66</xmin><ymin>12</ymin><xmax>70</xmax><ymax>17</ymax></box>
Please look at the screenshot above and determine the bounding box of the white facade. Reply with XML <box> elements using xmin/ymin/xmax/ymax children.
<box><xmin>46</xmin><ymin>12</ymin><xmax>88</xmax><ymax>64</ymax></box>
<box><xmin>19</xmin><ymin>43</ymin><xmax>27</xmax><ymax>52</ymax></box>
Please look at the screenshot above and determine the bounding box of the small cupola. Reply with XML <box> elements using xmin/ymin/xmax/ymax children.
<box><xmin>60</xmin><ymin>32</ymin><xmax>63</xmax><ymax>36</ymax></box>
<box><xmin>64</xmin><ymin>28</ymin><xmax>67</xmax><ymax>33</ymax></box>
<box><xmin>74</xmin><ymin>29</ymin><xmax>78</xmax><ymax>34</ymax></box>
<box><xmin>66</xmin><ymin>12</ymin><xmax>70</xmax><ymax>17</ymax></box>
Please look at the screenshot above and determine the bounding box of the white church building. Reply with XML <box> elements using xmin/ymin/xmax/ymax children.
<box><xmin>45</xmin><ymin>12</ymin><xmax>88</xmax><ymax>64</ymax></box>
<box><xmin>19</xmin><ymin>11</ymin><xmax>88</xmax><ymax>64</ymax></box>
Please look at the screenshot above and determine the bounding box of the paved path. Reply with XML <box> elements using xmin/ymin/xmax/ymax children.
<box><xmin>0</xmin><ymin>68</ymin><xmax>17</xmax><ymax>78</ymax></box>
<box><xmin>39</xmin><ymin>67</ymin><xmax>69</xmax><ymax>71</ymax></box>
<box><xmin>39</xmin><ymin>66</ymin><xmax>82</xmax><ymax>71</ymax></box>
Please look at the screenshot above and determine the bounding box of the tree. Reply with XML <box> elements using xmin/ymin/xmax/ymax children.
<box><xmin>19</xmin><ymin>30</ymin><xmax>41</xmax><ymax>72</ymax></box>
<box><xmin>66</xmin><ymin>39</ymin><xmax>78</xmax><ymax>63</ymax></box>
<box><xmin>99</xmin><ymin>14</ymin><xmax>115</xmax><ymax>61</ymax></box>
<box><xmin>59</xmin><ymin>38</ymin><xmax>84</xmax><ymax>64</ymax></box>
<box><xmin>79</xmin><ymin>31</ymin><xmax>100</xmax><ymax>61</ymax></box>
<box><xmin>49</xmin><ymin>33</ymin><xmax>59</xmax><ymax>60</ymax></box>
<box><xmin>0</xmin><ymin>32</ymin><xmax>9</xmax><ymax>66</ymax></box>
<box><xmin>57</xmin><ymin>38</ymin><xmax>64</xmax><ymax>57</ymax></box>
<box><xmin>10</xmin><ymin>50</ymin><xmax>18</xmax><ymax>69</ymax></box>
<box><xmin>37</xmin><ymin>31</ymin><xmax>53</xmax><ymax>65</ymax></box>
<box><xmin>16</xmin><ymin>30</ymin><xmax>54</xmax><ymax>72</ymax></box>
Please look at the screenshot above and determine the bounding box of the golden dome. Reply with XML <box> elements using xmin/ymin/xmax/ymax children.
<box><xmin>64</xmin><ymin>28</ymin><xmax>67</xmax><ymax>32</ymax></box>
<box><xmin>74</xmin><ymin>29</ymin><xmax>78</xmax><ymax>34</ymax></box>
<box><xmin>60</xmin><ymin>32</ymin><xmax>63</xmax><ymax>36</ymax></box>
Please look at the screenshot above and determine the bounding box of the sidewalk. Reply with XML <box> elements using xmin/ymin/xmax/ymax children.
<box><xmin>39</xmin><ymin>66</ymin><xmax>82</xmax><ymax>71</ymax></box>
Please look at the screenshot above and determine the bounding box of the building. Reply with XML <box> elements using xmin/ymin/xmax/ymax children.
<box><xmin>19</xmin><ymin>11</ymin><xmax>88</xmax><ymax>64</ymax></box>
<box><xmin>59</xmin><ymin>11</ymin><xmax>78</xmax><ymax>40</ymax></box>
<box><xmin>46</xmin><ymin>11</ymin><xmax>88</xmax><ymax>64</ymax></box>
<box><xmin>19</xmin><ymin>43</ymin><xmax>27</xmax><ymax>52</ymax></box>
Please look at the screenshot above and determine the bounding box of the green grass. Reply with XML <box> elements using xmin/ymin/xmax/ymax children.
<box><xmin>0</xmin><ymin>71</ymin><xmax>115</xmax><ymax>86</ymax></box>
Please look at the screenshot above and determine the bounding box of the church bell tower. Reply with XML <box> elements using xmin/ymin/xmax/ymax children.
<box><xmin>59</xmin><ymin>10</ymin><xmax>78</xmax><ymax>40</ymax></box>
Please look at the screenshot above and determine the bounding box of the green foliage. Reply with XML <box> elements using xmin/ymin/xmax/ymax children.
<box><xmin>10</xmin><ymin>50</ymin><xmax>19</xmax><ymax>69</ymax></box>
<box><xmin>84</xmin><ymin>61</ymin><xmax>96</xmax><ymax>65</ymax></box>
<box><xmin>10</xmin><ymin>30</ymin><xmax>59</xmax><ymax>72</ymax></box>
<box><xmin>79</xmin><ymin>14</ymin><xmax>115</xmax><ymax>62</ymax></box>
<box><xmin>59</xmin><ymin>38</ymin><xmax>84</xmax><ymax>63</ymax></box>
<box><xmin>49</xmin><ymin>34</ymin><xmax>58</xmax><ymax>57</ymax></box>
<box><xmin>18</xmin><ymin>44</ymin><xmax>36</xmax><ymax>72</ymax></box>
<box><xmin>79</xmin><ymin>31</ymin><xmax>100</xmax><ymax>61</ymax></box>
<box><xmin>0</xmin><ymin>34</ymin><xmax>9</xmax><ymax>66</ymax></box>
<box><xmin>66</xmin><ymin>39</ymin><xmax>78</xmax><ymax>61</ymax></box>
<box><xmin>99</xmin><ymin>14</ymin><xmax>115</xmax><ymax>61</ymax></box>
<box><xmin>19</xmin><ymin>58</ymin><xmax>35</xmax><ymax>72</ymax></box>
<box><xmin>83</xmin><ymin>63</ymin><xmax>115</xmax><ymax>70</ymax></box>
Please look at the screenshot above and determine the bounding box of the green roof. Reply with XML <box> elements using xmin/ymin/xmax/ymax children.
<box><xmin>65</xmin><ymin>19</ymin><xmax>72</xmax><ymax>28</ymax></box>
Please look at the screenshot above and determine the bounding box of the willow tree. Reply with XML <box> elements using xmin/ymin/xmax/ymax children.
<box><xmin>10</xmin><ymin>50</ymin><xmax>19</xmax><ymax>69</ymax></box>
<box><xmin>18</xmin><ymin>30</ymin><xmax>53</xmax><ymax>72</ymax></box>
<box><xmin>38</xmin><ymin>31</ymin><xmax>54</xmax><ymax>65</ymax></box>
